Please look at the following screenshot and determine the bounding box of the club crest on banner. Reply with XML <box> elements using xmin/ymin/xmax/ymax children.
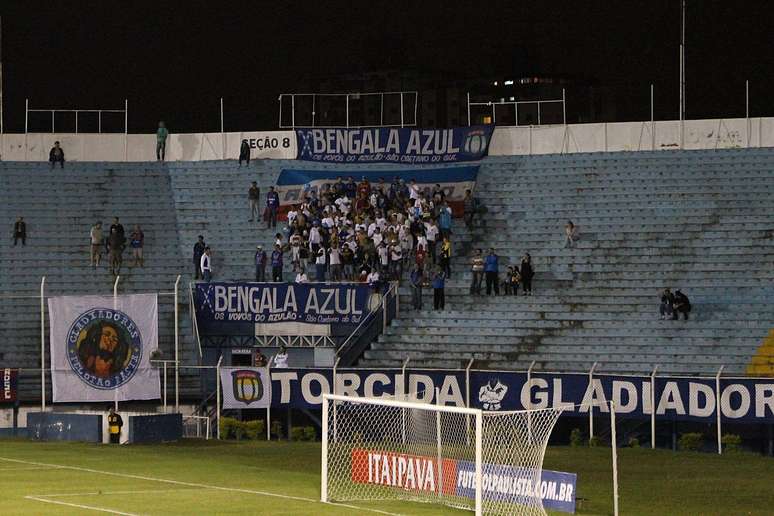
<box><xmin>479</xmin><ymin>378</ymin><xmax>508</xmax><ymax>410</ymax></box>
<box><xmin>66</xmin><ymin>308</ymin><xmax>142</xmax><ymax>390</ymax></box>
<box><xmin>232</xmin><ymin>369</ymin><xmax>264</xmax><ymax>405</ymax></box>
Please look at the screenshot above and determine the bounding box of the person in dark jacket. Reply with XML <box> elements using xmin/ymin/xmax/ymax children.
<box><xmin>432</xmin><ymin>267</ymin><xmax>446</xmax><ymax>310</ymax></box>
<box><xmin>255</xmin><ymin>245</ymin><xmax>267</xmax><ymax>282</ymax></box>
<box><xmin>107</xmin><ymin>227</ymin><xmax>125</xmax><ymax>276</ymax></box>
<box><xmin>660</xmin><ymin>288</ymin><xmax>675</xmax><ymax>320</ymax></box>
<box><xmin>248</xmin><ymin>181</ymin><xmax>261</xmax><ymax>221</ymax></box>
<box><xmin>13</xmin><ymin>216</ymin><xmax>26</xmax><ymax>246</ymax></box>
<box><xmin>410</xmin><ymin>264</ymin><xmax>424</xmax><ymax>310</ymax></box>
<box><xmin>239</xmin><ymin>139</ymin><xmax>251</xmax><ymax>167</ymax></box>
<box><xmin>673</xmin><ymin>289</ymin><xmax>691</xmax><ymax>320</ymax></box>
<box><xmin>107</xmin><ymin>407</ymin><xmax>123</xmax><ymax>444</ymax></box>
<box><xmin>193</xmin><ymin>235</ymin><xmax>206</xmax><ymax>279</ymax></box>
<box><xmin>49</xmin><ymin>141</ymin><xmax>65</xmax><ymax>169</ymax></box>
<box><xmin>520</xmin><ymin>253</ymin><xmax>534</xmax><ymax>296</ymax></box>
<box><xmin>266</xmin><ymin>186</ymin><xmax>280</xmax><ymax>229</ymax></box>
<box><xmin>110</xmin><ymin>217</ymin><xmax>125</xmax><ymax>243</ymax></box>
<box><xmin>484</xmin><ymin>248</ymin><xmax>499</xmax><ymax>296</ymax></box>
<box><xmin>271</xmin><ymin>244</ymin><xmax>284</xmax><ymax>282</ymax></box>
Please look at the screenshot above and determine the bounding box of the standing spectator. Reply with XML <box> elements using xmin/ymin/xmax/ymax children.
<box><xmin>200</xmin><ymin>247</ymin><xmax>213</xmax><ymax>282</ymax></box>
<box><xmin>389</xmin><ymin>244</ymin><xmax>403</xmax><ymax>281</ymax></box>
<box><xmin>107</xmin><ymin>227</ymin><xmax>125</xmax><ymax>276</ymax></box>
<box><xmin>329</xmin><ymin>246</ymin><xmax>342</xmax><ymax>281</ymax></box>
<box><xmin>254</xmin><ymin>245</ymin><xmax>267</xmax><ymax>282</ymax></box>
<box><xmin>439</xmin><ymin>236</ymin><xmax>452</xmax><ymax>279</ymax></box>
<box><xmin>156</xmin><ymin>121</ymin><xmax>168</xmax><ymax>161</ymax></box>
<box><xmin>295</xmin><ymin>268</ymin><xmax>308</xmax><ymax>283</ymax></box>
<box><xmin>13</xmin><ymin>216</ymin><xmax>26</xmax><ymax>246</ymax></box>
<box><xmin>509</xmin><ymin>265</ymin><xmax>521</xmax><ymax>296</ymax></box>
<box><xmin>660</xmin><ymin>288</ymin><xmax>675</xmax><ymax>320</ymax></box>
<box><xmin>266</xmin><ymin>186</ymin><xmax>280</xmax><ymax>229</ymax></box>
<box><xmin>520</xmin><ymin>253</ymin><xmax>534</xmax><ymax>296</ymax></box>
<box><xmin>239</xmin><ymin>139</ymin><xmax>251</xmax><ymax>167</ymax></box>
<box><xmin>254</xmin><ymin>349</ymin><xmax>268</xmax><ymax>367</ymax></box>
<box><xmin>192</xmin><ymin>235</ymin><xmax>206</xmax><ymax>279</ymax></box>
<box><xmin>463</xmin><ymin>189</ymin><xmax>478</xmax><ymax>228</ymax></box>
<box><xmin>410</xmin><ymin>264</ymin><xmax>424</xmax><ymax>310</ymax></box>
<box><xmin>248</xmin><ymin>182</ymin><xmax>261</xmax><ymax>221</ymax></box>
<box><xmin>432</xmin><ymin>267</ymin><xmax>446</xmax><ymax>310</ymax></box>
<box><xmin>49</xmin><ymin>141</ymin><xmax>65</xmax><ymax>169</ymax></box>
<box><xmin>673</xmin><ymin>290</ymin><xmax>691</xmax><ymax>321</ymax></box>
<box><xmin>107</xmin><ymin>407</ymin><xmax>123</xmax><ymax>445</ymax></box>
<box><xmin>366</xmin><ymin>268</ymin><xmax>380</xmax><ymax>290</ymax></box>
<box><xmin>89</xmin><ymin>222</ymin><xmax>103</xmax><ymax>267</ymax></box>
<box><xmin>271</xmin><ymin>244</ymin><xmax>284</xmax><ymax>282</ymax></box>
<box><xmin>315</xmin><ymin>247</ymin><xmax>327</xmax><ymax>282</ymax></box>
<box><xmin>129</xmin><ymin>224</ymin><xmax>144</xmax><ymax>267</ymax></box>
<box><xmin>425</xmin><ymin>218</ymin><xmax>439</xmax><ymax>264</ymax></box>
<box><xmin>438</xmin><ymin>201</ymin><xmax>452</xmax><ymax>239</ymax></box>
<box><xmin>342</xmin><ymin>244</ymin><xmax>354</xmax><ymax>280</ymax></box>
<box><xmin>272</xmin><ymin>346</ymin><xmax>289</xmax><ymax>368</ymax></box>
<box><xmin>484</xmin><ymin>248</ymin><xmax>499</xmax><ymax>296</ymax></box>
<box><xmin>564</xmin><ymin>221</ymin><xmax>579</xmax><ymax>248</ymax></box>
<box><xmin>110</xmin><ymin>217</ymin><xmax>125</xmax><ymax>243</ymax></box>
<box><xmin>470</xmin><ymin>248</ymin><xmax>484</xmax><ymax>295</ymax></box>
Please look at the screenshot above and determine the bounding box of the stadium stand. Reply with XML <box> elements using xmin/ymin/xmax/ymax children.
<box><xmin>361</xmin><ymin>149</ymin><xmax>774</xmax><ymax>375</ymax></box>
<box><xmin>0</xmin><ymin>162</ymin><xmax>197</xmax><ymax>400</ymax></box>
<box><xmin>3</xmin><ymin>148</ymin><xmax>774</xmax><ymax>404</ymax></box>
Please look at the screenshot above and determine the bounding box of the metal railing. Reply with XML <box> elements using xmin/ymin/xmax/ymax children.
<box><xmin>467</xmin><ymin>90</ymin><xmax>566</xmax><ymax>126</ymax></box>
<box><xmin>279</xmin><ymin>91</ymin><xmax>418</xmax><ymax>129</ymax></box>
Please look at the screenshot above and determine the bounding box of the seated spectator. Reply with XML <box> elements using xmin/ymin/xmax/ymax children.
<box><xmin>564</xmin><ymin>221</ymin><xmax>579</xmax><ymax>248</ymax></box>
<box><xmin>49</xmin><ymin>141</ymin><xmax>65</xmax><ymax>169</ymax></box>
<box><xmin>295</xmin><ymin>268</ymin><xmax>308</xmax><ymax>283</ymax></box>
<box><xmin>660</xmin><ymin>288</ymin><xmax>675</xmax><ymax>320</ymax></box>
<box><xmin>673</xmin><ymin>290</ymin><xmax>691</xmax><ymax>321</ymax></box>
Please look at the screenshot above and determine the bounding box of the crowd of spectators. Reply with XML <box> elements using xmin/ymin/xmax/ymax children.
<box><xmin>242</xmin><ymin>176</ymin><xmax>462</xmax><ymax>290</ymax></box>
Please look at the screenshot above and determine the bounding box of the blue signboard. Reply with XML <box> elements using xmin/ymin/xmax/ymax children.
<box><xmin>266</xmin><ymin>368</ymin><xmax>774</xmax><ymax>424</ymax></box>
<box><xmin>295</xmin><ymin>125</ymin><xmax>494</xmax><ymax>164</ymax></box>
<box><xmin>193</xmin><ymin>282</ymin><xmax>381</xmax><ymax>333</ymax></box>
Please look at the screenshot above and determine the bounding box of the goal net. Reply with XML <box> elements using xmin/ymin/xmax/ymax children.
<box><xmin>321</xmin><ymin>394</ymin><xmax>563</xmax><ymax>515</ymax></box>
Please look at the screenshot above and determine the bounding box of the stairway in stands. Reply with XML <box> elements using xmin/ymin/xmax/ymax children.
<box><xmin>360</xmin><ymin>149</ymin><xmax>774</xmax><ymax>376</ymax></box>
<box><xmin>0</xmin><ymin>162</ymin><xmax>197</xmax><ymax>400</ymax></box>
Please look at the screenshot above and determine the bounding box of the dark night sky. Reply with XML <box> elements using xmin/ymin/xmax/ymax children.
<box><xmin>2</xmin><ymin>0</ymin><xmax>773</xmax><ymax>133</ymax></box>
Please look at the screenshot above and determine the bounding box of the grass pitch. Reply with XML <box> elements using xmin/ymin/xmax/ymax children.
<box><xmin>0</xmin><ymin>439</ymin><xmax>772</xmax><ymax>515</ymax></box>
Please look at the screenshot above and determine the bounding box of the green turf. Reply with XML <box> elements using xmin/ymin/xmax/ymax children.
<box><xmin>0</xmin><ymin>439</ymin><xmax>772</xmax><ymax>515</ymax></box>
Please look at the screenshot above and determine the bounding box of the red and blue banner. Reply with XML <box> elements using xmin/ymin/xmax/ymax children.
<box><xmin>296</xmin><ymin>126</ymin><xmax>493</xmax><ymax>164</ymax></box>
<box><xmin>351</xmin><ymin>448</ymin><xmax>577</xmax><ymax>513</ymax></box>
<box><xmin>275</xmin><ymin>166</ymin><xmax>478</xmax><ymax>217</ymax></box>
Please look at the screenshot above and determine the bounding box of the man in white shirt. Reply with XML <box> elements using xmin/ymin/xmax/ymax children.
<box><xmin>409</xmin><ymin>179</ymin><xmax>420</xmax><ymax>201</ymax></box>
<box><xmin>295</xmin><ymin>268</ymin><xmax>308</xmax><ymax>283</ymax></box>
<box><xmin>200</xmin><ymin>247</ymin><xmax>213</xmax><ymax>282</ymax></box>
<box><xmin>272</xmin><ymin>346</ymin><xmax>289</xmax><ymax>368</ymax></box>
<box><xmin>329</xmin><ymin>246</ymin><xmax>342</xmax><ymax>281</ymax></box>
<box><xmin>425</xmin><ymin>219</ymin><xmax>439</xmax><ymax>264</ymax></box>
<box><xmin>372</xmin><ymin>227</ymin><xmax>384</xmax><ymax>248</ymax></box>
<box><xmin>366</xmin><ymin>269</ymin><xmax>380</xmax><ymax>287</ymax></box>
<box><xmin>287</xmin><ymin>205</ymin><xmax>298</xmax><ymax>225</ymax></box>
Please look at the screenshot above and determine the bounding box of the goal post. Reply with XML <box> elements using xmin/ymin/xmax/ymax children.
<box><xmin>321</xmin><ymin>393</ymin><xmax>563</xmax><ymax>515</ymax></box>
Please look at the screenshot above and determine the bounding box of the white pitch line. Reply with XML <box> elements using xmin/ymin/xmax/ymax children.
<box><xmin>24</xmin><ymin>495</ymin><xmax>139</xmax><ymax>516</ymax></box>
<box><xmin>31</xmin><ymin>488</ymin><xmax>201</xmax><ymax>498</ymax></box>
<box><xmin>0</xmin><ymin>466</ymin><xmax>53</xmax><ymax>471</ymax></box>
<box><xmin>1</xmin><ymin>456</ymin><xmax>402</xmax><ymax>516</ymax></box>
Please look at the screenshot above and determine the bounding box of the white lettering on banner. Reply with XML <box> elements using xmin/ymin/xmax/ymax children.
<box><xmin>721</xmin><ymin>384</ymin><xmax>751</xmax><ymax>419</ymax></box>
<box><xmin>301</xmin><ymin>373</ymin><xmax>330</xmax><ymax>405</ymax></box>
<box><xmin>579</xmin><ymin>379</ymin><xmax>608</xmax><ymax>413</ymax></box>
<box><xmin>755</xmin><ymin>385</ymin><xmax>774</xmax><ymax>418</ymax></box>
<box><xmin>553</xmin><ymin>379</ymin><xmax>575</xmax><ymax>411</ymax></box>
<box><xmin>274</xmin><ymin>372</ymin><xmax>298</xmax><ymax>404</ymax></box>
<box><xmin>689</xmin><ymin>383</ymin><xmax>715</xmax><ymax>418</ymax></box>
<box><xmin>657</xmin><ymin>382</ymin><xmax>686</xmax><ymax>415</ymax></box>
<box><xmin>364</xmin><ymin>373</ymin><xmax>391</xmax><ymax>399</ymax></box>
<box><xmin>409</xmin><ymin>375</ymin><xmax>434</xmax><ymax>403</ymax></box>
<box><xmin>612</xmin><ymin>381</ymin><xmax>638</xmax><ymax>413</ymax></box>
<box><xmin>438</xmin><ymin>376</ymin><xmax>464</xmax><ymax>406</ymax></box>
<box><xmin>522</xmin><ymin>378</ymin><xmax>549</xmax><ymax>410</ymax></box>
<box><xmin>336</xmin><ymin>373</ymin><xmax>361</xmax><ymax>397</ymax></box>
<box><xmin>642</xmin><ymin>381</ymin><xmax>653</xmax><ymax>415</ymax></box>
<box><xmin>366</xmin><ymin>452</ymin><xmax>436</xmax><ymax>492</ymax></box>
<box><xmin>211</xmin><ymin>285</ymin><xmax>358</xmax><ymax>316</ymax></box>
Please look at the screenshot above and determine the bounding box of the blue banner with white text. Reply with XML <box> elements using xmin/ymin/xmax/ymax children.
<box><xmin>265</xmin><ymin>368</ymin><xmax>774</xmax><ymax>424</ymax></box>
<box><xmin>295</xmin><ymin>126</ymin><xmax>494</xmax><ymax>164</ymax></box>
<box><xmin>193</xmin><ymin>282</ymin><xmax>383</xmax><ymax>334</ymax></box>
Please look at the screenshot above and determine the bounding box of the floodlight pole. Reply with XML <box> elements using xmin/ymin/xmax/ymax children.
<box><xmin>216</xmin><ymin>355</ymin><xmax>223</xmax><ymax>439</ymax></box>
<box><xmin>679</xmin><ymin>0</ymin><xmax>686</xmax><ymax>121</ymax></box>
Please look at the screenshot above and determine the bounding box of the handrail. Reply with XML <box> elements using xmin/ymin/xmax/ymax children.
<box><xmin>336</xmin><ymin>281</ymin><xmax>397</xmax><ymax>361</ymax></box>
